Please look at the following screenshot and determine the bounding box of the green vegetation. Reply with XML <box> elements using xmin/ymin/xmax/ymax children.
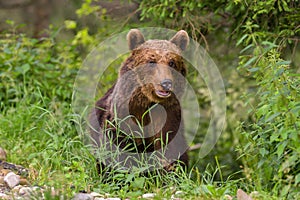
<box><xmin>0</xmin><ymin>0</ymin><xmax>299</xmax><ymax>199</ymax></box>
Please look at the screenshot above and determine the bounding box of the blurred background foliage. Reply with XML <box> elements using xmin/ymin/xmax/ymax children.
<box><xmin>0</xmin><ymin>0</ymin><xmax>299</xmax><ymax>199</ymax></box>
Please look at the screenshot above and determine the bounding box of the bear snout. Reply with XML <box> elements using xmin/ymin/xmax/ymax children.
<box><xmin>160</xmin><ymin>79</ymin><xmax>172</xmax><ymax>91</ymax></box>
<box><xmin>155</xmin><ymin>79</ymin><xmax>173</xmax><ymax>98</ymax></box>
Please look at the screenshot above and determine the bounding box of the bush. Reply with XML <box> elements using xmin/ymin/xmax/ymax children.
<box><xmin>0</xmin><ymin>32</ymin><xmax>80</xmax><ymax>111</ymax></box>
<box><xmin>238</xmin><ymin>44</ymin><xmax>300</xmax><ymax>199</ymax></box>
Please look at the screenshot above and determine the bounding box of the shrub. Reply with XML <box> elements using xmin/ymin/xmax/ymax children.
<box><xmin>0</xmin><ymin>31</ymin><xmax>80</xmax><ymax>111</ymax></box>
<box><xmin>238</xmin><ymin>44</ymin><xmax>300</xmax><ymax>199</ymax></box>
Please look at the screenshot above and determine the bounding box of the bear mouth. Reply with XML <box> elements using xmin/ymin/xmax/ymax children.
<box><xmin>155</xmin><ymin>90</ymin><xmax>171</xmax><ymax>98</ymax></box>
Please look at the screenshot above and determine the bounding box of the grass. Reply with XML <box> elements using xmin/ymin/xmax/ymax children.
<box><xmin>0</xmin><ymin>97</ymin><xmax>235</xmax><ymax>199</ymax></box>
<box><xmin>0</xmin><ymin>32</ymin><xmax>283</xmax><ymax>200</ymax></box>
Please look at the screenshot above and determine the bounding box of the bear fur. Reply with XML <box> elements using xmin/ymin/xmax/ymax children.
<box><xmin>89</xmin><ymin>29</ymin><xmax>189</xmax><ymax>171</ymax></box>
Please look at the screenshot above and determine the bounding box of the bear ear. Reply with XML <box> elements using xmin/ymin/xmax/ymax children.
<box><xmin>127</xmin><ymin>29</ymin><xmax>145</xmax><ymax>50</ymax></box>
<box><xmin>170</xmin><ymin>30</ymin><xmax>189</xmax><ymax>51</ymax></box>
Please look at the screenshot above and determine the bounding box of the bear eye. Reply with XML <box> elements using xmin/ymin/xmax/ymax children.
<box><xmin>148</xmin><ymin>60</ymin><xmax>156</xmax><ymax>66</ymax></box>
<box><xmin>168</xmin><ymin>60</ymin><xmax>176</xmax><ymax>68</ymax></box>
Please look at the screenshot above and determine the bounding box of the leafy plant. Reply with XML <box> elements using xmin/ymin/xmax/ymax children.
<box><xmin>238</xmin><ymin>43</ymin><xmax>300</xmax><ymax>199</ymax></box>
<box><xmin>0</xmin><ymin>30</ymin><xmax>79</xmax><ymax>111</ymax></box>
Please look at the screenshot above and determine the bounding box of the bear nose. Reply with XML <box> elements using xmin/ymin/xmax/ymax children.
<box><xmin>160</xmin><ymin>79</ymin><xmax>172</xmax><ymax>91</ymax></box>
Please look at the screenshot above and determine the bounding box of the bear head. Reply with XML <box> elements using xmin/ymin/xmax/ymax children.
<box><xmin>118</xmin><ymin>29</ymin><xmax>189</xmax><ymax>104</ymax></box>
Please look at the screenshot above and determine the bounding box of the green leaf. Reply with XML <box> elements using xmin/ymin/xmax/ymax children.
<box><xmin>281</xmin><ymin>185</ymin><xmax>290</xmax><ymax>197</ymax></box>
<box><xmin>237</xmin><ymin>34</ymin><xmax>248</xmax><ymax>46</ymax></box>
<box><xmin>261</xmin><ymin>41</ymin><xmax>278</xmax><ymax>48</ymax></box>
<box><xmin>270</xmin><ymin>132</ymin><xmax>279</xmax><ymax>142</ymax></box>
<box><xmin>295</xmin><ymin>173</ymin><xmax>300</xmax><ymax>185</ymax></box>
<box><xmin>276</xmin><ymin>141</ymin><xmax>287</xmax><ymax>158</ymax></box>
<box><xmin>16</xmin><ymin>63</ymin><xmax>31</xmax><ymax>74</ymax></box>
<box><xmin>6</xmin><ymin>19</ymin><xmax>15</xmax><ymax>26</ymax></box>
<box><xmin>125</xmin><ymin>173</ymin><xmax>134</xmax><ymax>183</ymax></box>
<box><xmin>65</xmin><ymin>20</ymin><xmax>77</xmax><ymax>29</ymax></box>
<box><xmin>256</xmin><ymin>104</ymin><xmax>269</xmax><ymax>119</ymax></box>
<box><xmin>290</xmin><ymin>103</ymin><xmax>300</xmax><ymax>114</ymax></box>
<box><xmin>243</xmin><ymin>56</ymin><xmax>257</xmax><ymax>68</ymax></box>
<box><xmin>259</xmin><ymin>148</ymin><xmax>268</xmax><ymax>157</ymax></box>
<box><xmin>240</xmin><ymin>44</ymin><xmax>254</xmax><ymax>53</ymax></box>
<box><xmin>275</xmin><ymin>68</ymin><xmax>284</xmax><ymax>76</ymax></box>
<box><xmin>276</xmin><ymin>60</ymin><xmax>291</xmax><ymax>66</ymax></box>
<box><xmin>248</xmin><ymin>67</ymin><xmax>259</xmax><ymax>72</ymax></box>
<box><xmin>282</xmin><ymin>130</ymin><xmax>288</xmax><ymax>140</ymax></box>
<box><xmin>131</xmin><ymin>177</ymin><xmax>145</xmax><ymax>189</ymax></box>
<box><xmin>265</xmin><ymin>112</ymin><xmax>281</xmax><ymax>122</ymax></box>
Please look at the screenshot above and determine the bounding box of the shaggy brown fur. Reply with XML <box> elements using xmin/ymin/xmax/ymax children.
<box><xmin>89</xmin><ymin>29</ymin><xmax>190</xmax><ymax>171</ymax></box>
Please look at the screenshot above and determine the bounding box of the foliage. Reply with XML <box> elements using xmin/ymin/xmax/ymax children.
<box><xmin>0</xmin><ymin>31</ymin><xmax>79</xmax><ymax>111</ymax></box>
<box><xmin>64</xmin><ymin>0</ymin><xmax>130</xmax><ymax>52</ymax></box>
<box><xmin>139</xmin><ymin>0</ymin><xmax>300</xmax><ymax>49</ymax></box>
<box><xmin>238</xmin><ymin>44</ymin><xmax>300</xmax><ymax>199</ymax></box>
<box><xmin>230</xmin><ymin>1</ymin><xmax>300</xmax><ymax>198</ymax></box>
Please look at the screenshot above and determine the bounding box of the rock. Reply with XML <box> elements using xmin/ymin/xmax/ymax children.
<box><xmin>175</xmin><ymin>191</ymin><xmax>184</xmax><ymax>196</ymax></box>
<box><xmin>171</xmin><ymin>191</ymin><xmax>185</xmax><ymax>199</ymax></box>
<box><xmin>0</xmin><ymin>192</ymin><xmax>10</xmax><ymax>199</ymax></box>
<box><xmin>32</xmin><ymin>186</ymin><xmax>42</xmax><ymax>191</ymax></box>
<box><xmin>18</xmin><ymin>186</ymin><xmax>33</xmax><ymax>196</ymax></box>
<box><xmin>94</xmin><ymin>198</ymin><xmax>105</xmax><ymax>200</ymax></box>
<box><xmin>90</xmin><ymin>191</ymin><xmax>103</xmax><ymax>197</ymax></box>
<box><xmin>0</xmin><ymin>148</ymin><xmax>7</xmax><ymax>161</ymax></box>
<box><xmin>250</xmin><ymin>191</ymin><xmax>259</xmax><ymax>198</ymax></box>
<box><xmin>4</xmin><ymin>172</ymin><xmax>20</xmax><ymax>188</ymax></box>
<box><xmin>11</xmin><ymin>184</ymin><xmax>23</xmax><ymax>192</ymax></box>
<box><xmin>237</xmin><ymin>189</ymin><xmax>252</xmax><ymax>200</ymax></box>
<box><xmin>142</xmin><ymin>193</ymin><xmax>156</xmax><ymax>198</ymax></box>
<box><xmin>171</xmin><ymin>195</ymin><xmax>182</xmax><ymax>200</ymax></box>
<box><xmin>106</xmin><ymin>198</ymin><xmax>121</xmax><ymax>200</ymax></box>
<box><xmin>142</xmin><ymin>193</ymin><xmax>155</xmax><ymax>198</ymax></box>
<box><xmin>73</xmin><ymin>193</ymin><xmax>93</xmax><ymax>200</ymax></box>
<box><xmin>224</xmin><ymin>194</ymin><xmax>233</xmax><ymax>200</ymax></box>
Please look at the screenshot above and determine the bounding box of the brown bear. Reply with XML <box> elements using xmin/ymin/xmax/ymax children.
<box><xmin>89</xmin><ymin>29</ymin><xmax>189</xmax><ymax>172</ymax></box>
